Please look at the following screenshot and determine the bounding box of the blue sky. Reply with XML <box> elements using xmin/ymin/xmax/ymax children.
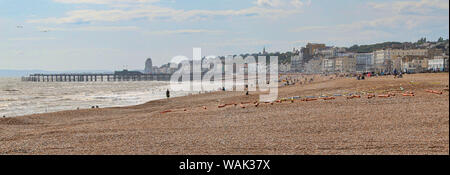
<box><xmin>0</xmin><ymin>0</ymin><xmax>448</xmax><ymax>71</ymax></box>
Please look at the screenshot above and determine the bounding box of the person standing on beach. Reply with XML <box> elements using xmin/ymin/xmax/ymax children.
<box><xmin>166</xmin><ymin>89</ymin><xmax>170</xmax><ymax>99</ymax></box>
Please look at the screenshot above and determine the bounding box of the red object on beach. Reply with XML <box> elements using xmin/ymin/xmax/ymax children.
<box><xmin>303</xmin><ymin>98</ymin><xmax>317</xmax><ymax>101</ymax></box>
<box><xmin>161</xmin><ymin>110</ymin><xmax>172</xmax><ymax>114</ymax></box>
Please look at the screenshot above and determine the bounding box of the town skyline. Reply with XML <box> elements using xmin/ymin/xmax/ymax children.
<box><xmin>1</xmin><ymin>0</ymin><xmax>449</xmax><ymax>71</ymax></box>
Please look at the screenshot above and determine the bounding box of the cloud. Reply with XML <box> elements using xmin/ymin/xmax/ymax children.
<box><xmin>53</xmin><ymin>0</ymin><xmax>159</xmax><ymax>5</ymax></box>
<box><xmin>255</xmin><ymin>0</ymin><xmax>311</xmax><ymax>8</ymax></box>
<box><xmin>27</xmin><ymin>0</ymin><xmax>309</xmax><ymax>24</ymax></box>
<box><xmin>293</xmin><ymin>14</ymin><xmax>448</xmax><ymax>34</ymax></box>
<box><xmin>37</xmin><ymin>26</ymin><xmax>139</xmax><ymax>32</ymax></box>
<box><xmin>368</xmin><ymin>0</ymin><xmax>449</xmax><ymax>14</ymax></box>
<box><xmin>292</xmin><ymin>25</ymin><xmax>328</xmax><ymax>32</ymax></box>
<box><xmin>147</xmin><ymin>29</ymin><xmax>224</xmax><ymax>35</ymax></box>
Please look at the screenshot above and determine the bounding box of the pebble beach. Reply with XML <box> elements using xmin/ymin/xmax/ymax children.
<box><xmin>0</xmin><ymin>73</ymin><xmax>448</xmax><ymax>155</ymax></box>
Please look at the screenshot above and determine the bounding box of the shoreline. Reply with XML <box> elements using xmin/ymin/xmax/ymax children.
<box><xmin>1</xmin><ymin>73</ymin><xmax>448</xmax><ymax>155</ymax></box>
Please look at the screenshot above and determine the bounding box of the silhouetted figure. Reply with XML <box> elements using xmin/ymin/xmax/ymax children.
<box><xmin>166</xmin><ymin>89</ymin><xmax>170</xmax><ymax>98</ymax></box>
<box><xmin>2</xmin><ymin>115</ymin><xmax>5</xmax><ymax>118</ymax></box>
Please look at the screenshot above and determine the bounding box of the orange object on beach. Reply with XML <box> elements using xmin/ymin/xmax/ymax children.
<box><xmin>402</xmin><ymin>93</ymin><xmax>415</xmax><ymax>96</ymax></box>
<box><xmin>321</xmin><ymin>97</ymin><xmax>335</xmax><ymax>100</ymax></box>
<box><xmin>378</xmin><ymin>94</ymin><xmax>390</xmax><ymax>98</ymax></box>
<box><xmin>425</xmin><ymin>89</ymin><xmax>443</xmax><ymax>94</ymax></box>
<box><xmin>432</xmin><ymin>90</ymin><xmax>443</xmax><ymax>95</ymax></box>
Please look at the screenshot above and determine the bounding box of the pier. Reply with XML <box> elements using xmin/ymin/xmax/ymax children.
<box><xmin>21</xmin><ymin>70</ymin><xmax>172</xmax><ymax>82</ymax></box>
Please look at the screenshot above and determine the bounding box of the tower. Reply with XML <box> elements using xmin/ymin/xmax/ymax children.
<box><xmin>144</xmin><ymin>58</ymin><xmax>153</xmax><ymax>74</ymax></box>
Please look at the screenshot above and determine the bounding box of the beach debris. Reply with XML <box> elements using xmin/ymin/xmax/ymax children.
<box><xmin>367</xmin><ymin>94</ymin><xmax>376</xmax><ymax>99</ymax></box>
<box><xmin>218</xmin><ymin>104</ymin><xmax>227</xmax><ymax>108</ymax></box>
<box><xmin>320</xmin><ymin>97</ymin><xmax>335</xmax><ymax>100</ymax></box>
<box><xmin>378</xmin><ymin>94</ymin><xmax>390</xmax><ymax>98</ymax></box>
<box><xmin>240</xmin><ymin>104</ymin><xmax>246</xmax><ymax>108</ymax></box>
<box><xmin>2</xmin><ymin>115</ymin><xmax>5</xmax><ymax>118</ymax></box>
<box><xmin>425</xmin><ymin>89</ymin><xmax>443</xmax><ymax>95</ymax></box>
<box><xmin>402</xmin><ymin>93</ymin><xmax>415</xmax><ymax>96</ymax></box>
<box><xmin>346</xmin><ymin>95</ymin><xmax>361</xmax><ymax>99</ymax></box>
<box><xmin>203</xmin><ymin>106</ymin><xmax>207</xmax><ymax>110</ymax></box>
<box><xmin>302</xmin><ymin>98</ymin><xmax>317</xmax><ymax>102</ymax></box>
<box><xmin>160</xmin><ymin>110</ymin><xmax>172</xmax><ymax>114</ymax></box>
<box><xmin>400</xmin><ymin>87</ymin><xmax>404</xmax><ymax>91</ymax></box>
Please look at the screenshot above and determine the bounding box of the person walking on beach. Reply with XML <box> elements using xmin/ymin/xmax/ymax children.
<box><xmin>166</xmin><ymin>89</ymin><xmax>170</xmax><ymax>99</ymax></box>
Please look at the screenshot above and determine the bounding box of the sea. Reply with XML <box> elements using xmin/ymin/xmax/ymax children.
<box><xmin>0</xmin><ymin>77</ymin><xmax>202</xmax><ymax>117</ymax></box>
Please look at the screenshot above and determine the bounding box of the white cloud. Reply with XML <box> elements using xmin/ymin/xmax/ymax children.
<box><xmin>147</xmin><ymin>29</ymin><xmax>223</xmax><ymax>35</ymax></box>
<box><xmin>290</xmin><ymin>0</ymin><xmax>311</xmax><ymax>8</ymax></box>
<box><xmin>27</xmin><ymin>5</ymin><xmax>302</xmax><ymax>24</ymax></box>
<box><xmin>368</xmin><ymin>0</ymin><xmax>449</xmax><ymax>14</ymax></box>
<box><xmin>293</xmin><ymin>14</ymin><xmax>448</xmax><ymax>33</ymax></box>
<box><xmin>53</xmin><ymin>0</ymin><xmax>159</xmax><ymax>5</ymax></box>
<box><xmin>27</xmin><ymin>0</ymin><xmax>310</xmax><ymax>24</ymax></box>
<box><xmin>37</xmin><ymin>26</ymin><xmax>139</xmax><ymax>32</ymax></box>
<box><xmin>255</xmin><ymin>0</ymin><xmax>311</xmax><ymax>8</ymax></box>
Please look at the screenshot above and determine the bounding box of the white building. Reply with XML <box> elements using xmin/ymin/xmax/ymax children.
<box><xmin>291</xmin><ymin>52</ymin><xmax>304</xmax><ymax>72</ymax></box>
<box><xmin>428</xmin><ymin>56</ymin><xmax>448</xmax><ymax>71</ymax></box>
<box><xmin>373</xmin><ymin>49</ymin><xmax>392</xmax><ymax>73</ymax></box>
<box><xmin>322</xmin><ymin>58</ymin><xmax>335</xmax><ymax>73</ymax></box>
<box><xmin>356</xmin><ymin>53</ymin><xmax>374</xmax><ymax>72</ymax></box>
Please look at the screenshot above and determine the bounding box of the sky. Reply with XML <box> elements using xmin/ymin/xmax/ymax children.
<box><xmin>0</xmin><ymin>0</ymin><xmax>449</xmax><ymax>71</ymax></box>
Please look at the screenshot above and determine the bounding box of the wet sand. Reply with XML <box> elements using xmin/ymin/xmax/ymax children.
<box><xmin>1</xmin><ymin>73</ymin><xmax>448</xmax><ymax>155</ymax></box>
